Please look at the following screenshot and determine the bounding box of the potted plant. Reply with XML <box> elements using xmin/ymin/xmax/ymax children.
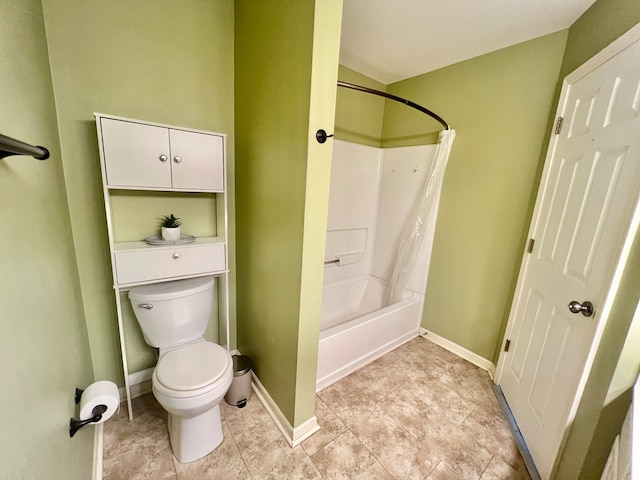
<box><xmin>160</xmin><ymin>214</ymin><xmax>182</xmax><ymax>242</ymax></box>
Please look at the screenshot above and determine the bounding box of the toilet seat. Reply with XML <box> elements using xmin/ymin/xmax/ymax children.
<box><xmin>154</xmin><ymin>342</ymin><xmax>232</xmax><ymax>398</ymax></box>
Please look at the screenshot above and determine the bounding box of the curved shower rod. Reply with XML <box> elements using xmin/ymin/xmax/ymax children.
<box><xmin>337</xmin><ymin>80</ymin><xmax>450</xmax><ymax>131</ymax></box>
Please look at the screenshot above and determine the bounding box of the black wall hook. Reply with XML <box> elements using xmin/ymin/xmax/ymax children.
<box><xmin>315</xmin><ymin>129</ymin><xmax>334</xmax><ymax>144</ymax></box>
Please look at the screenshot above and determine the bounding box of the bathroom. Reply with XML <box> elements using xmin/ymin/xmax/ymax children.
<box><xmin>2</xmin><ymin>0</ymin><xmax>640</xmax><ymax>479</ymax></box>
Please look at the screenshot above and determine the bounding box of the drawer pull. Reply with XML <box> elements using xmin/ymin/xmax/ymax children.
<box><xmin>172</xmin><ymin>252</ymin><xmax>180</xmax><ymax>259</ymax></box>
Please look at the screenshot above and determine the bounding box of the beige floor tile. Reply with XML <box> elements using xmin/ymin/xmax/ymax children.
<box><xmin>348</xmin><ymin>359</ymin><xmax>401</xmax><ymax>402</ymax></box>
<box><xmin>461</xmin><ymin>405</ymin><xmax>523</xmax><ymax>463</ymax></box>
<box><xmin>378</xmin><ymin>388</ymin><xmax>493</xmax><ymax>479</ymax></box>
<box><xmin>329</xmin><ymin>388</ymin><xmax>386</xmax><ymax>423</ymax></box>
<box><xmin>104</xmin><ymin>337</ymin><xmax>530</xmax><ymax>480</ymax></box>
<box><xmin>301</xmin><ymin>396</ymin><xmax>347</xmax><ymax>456</ymax></box>
<box><xmin>394</xmin><ymin>337</ymin><xmax>453</xmax><ymax>371</ymax></box>
<box><xmin>335</xmin><ymin>395</ymin><xmax>440</xmax><ymax>479</ymax></box>
<box><xmin>418</xmin><ymin>419</ymin><xmax>494</xmax><ymax>479</ymax></box>
<box><xmin>405</xmin><ymin>373</ymin><xmax>476</xmax><ymax>426</ymax></box>
<box><xmin>245</xmin><ymin>437</ymin><xmax>323</xmax><ymax>479</ymax></box>
<box><xmin>440</xmin><ymin>362</ymin><xmax>502</xmax><ymax>414</ymax></box>
<box><xmin>317</xmin><ymin>374</ymin><xmax>360</xmax><ymax>406</ymax></box>
<box><xmin>419</xmin><ymin>336</ymin><xmax>476</xmax><ymax>366</ymax></box>
<box><xmin>173</xmin><ymin>421</ymin><xmax>250</xmax><ymax>479</ymax></box>
<box><xmin>221</xmin><ymin>396</ymin><xmax>282</xmax><ymax>459</ymax></box>
<box><xmin>103</xmin><ymin>396</ymin><xmax>177</xmax><ymax>480</ymax></box>
<box><xmin>382</xmin><ymin>353</ymin><xmax>446</xmax><ymax>387</ymax></box>
<box><xmin>480</xmin><ymin>455</ymin><xmax>529</xmax><ymax>480</ymax></box>
<box><xmin>427</xmin><ymin>460</ymin><xmax>474</xmax><ymax>480</ymax></box>
<box><xmin>377</xmin><ymin>388</ymin><xmax>436</xmax><ymax>439</ymax></box>
<box><xmin>311</xmin><ymin>430</ymin><xmax>393</xmax><ymax>479</ymax></box>
<box><xmin>495</xmin><ymin>447</ymin><xmax>531</xmax><ymax>479</ymax></box>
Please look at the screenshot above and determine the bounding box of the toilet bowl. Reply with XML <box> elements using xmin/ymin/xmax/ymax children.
<box><xmin>129</xmin><ymin>277</ymin><xmax>233</xmax><ymax>463</ymax></box>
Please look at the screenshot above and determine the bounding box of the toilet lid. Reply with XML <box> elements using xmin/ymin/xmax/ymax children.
<box><xmin>156</xmin><ymin>342</ymin><xmax>231</xmax><ymax>391</ymax></box>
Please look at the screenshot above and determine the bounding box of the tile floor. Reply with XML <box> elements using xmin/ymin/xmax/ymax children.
<box><xmin>103</xmin><ymin>336</ymin><xmax>531</xmax><ymax>479</ymax></box>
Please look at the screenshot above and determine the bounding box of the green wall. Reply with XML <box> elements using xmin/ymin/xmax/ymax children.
<box><xmin>0</xmin><ymin>1</ymin><xmax>94</xmax><ymax>477</ymax></box>
<box><xmin>335</xmin><ymin>65</ymin><xmax>386</xmax><ymax>147</ymax></box>
<box><xmin>382</xmin><ymin>32</ymin><xmax>568</xmax><ymax>361</ymax></box>
<box><xmin>560</xmin><ymin>0</ymin><xmax>640</xmax><ymax>78</ymax></box>
<box><xmin>550</xmin><ymin>1</ymin><xmax>640</xmax><ymax>477</ymax></box>
<box><xmin>235</xmin><ymin>0</ymin><xmax>342</xmax><ymax>427</ymax></box>
<box><xmin>295</xmin><ymin>0</ymin><xmax>343</xmax><ymax>426</ymax></box>
<box><xmin>40</xmin><ymin>0</ymin><xmax>236</xmax><ymax>382</ymax></box>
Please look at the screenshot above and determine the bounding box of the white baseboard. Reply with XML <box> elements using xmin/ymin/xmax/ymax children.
<box><xmin>251</xmin><ymin>372</ymin><xmax>320</xmax><ymax>447</ymax></box>
<box><xmin>420</xmin><ymin>328</ymin><xmax>496</xmax><ymax>378</ymax></box>
<box><xmin>119</xmin><ymin>367</ymin><xmax>154</xmax><ymax>402</ymax></box>
<box><xmin>92</xmin><ymin>423</ymin><xmax>103</xmax><ymax>480</ymax></box>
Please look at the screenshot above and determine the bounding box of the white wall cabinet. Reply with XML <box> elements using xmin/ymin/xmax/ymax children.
<box><xmin>100</xmin><ymin>117</ymin><xmax>224</xmax><ymax>191</ymax></box>
<box><xmin>95</xmin><ymin>113</ymin><xmax>230</xmax><ymax>419</ymax></box>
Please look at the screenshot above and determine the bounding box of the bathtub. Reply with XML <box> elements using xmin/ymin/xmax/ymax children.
<box><xmin>316</xmin><ymin>275</ymin><xmax>423</xmax><ymax>391</ymax></box>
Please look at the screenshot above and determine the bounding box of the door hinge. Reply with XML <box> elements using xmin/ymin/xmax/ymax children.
<box><xmin>504</xmin><ymin>339</ymin><xmax>511</xmax><ymax>352</ymax></box>
<box><xmin>527</xmin><ymin>238</ymin><xmax>535</xmax><ymax>254</ymax></box>
<box><xmin>555</xmin><ymin>116</ymin><xmax>564</xmax><ymax>135</ymax></box>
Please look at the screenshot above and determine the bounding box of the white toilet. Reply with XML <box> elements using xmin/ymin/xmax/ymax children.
<box><xmin>129</xmin><ymin>276</ymin><xmax>233</xmax><ymax>463</ymax></box>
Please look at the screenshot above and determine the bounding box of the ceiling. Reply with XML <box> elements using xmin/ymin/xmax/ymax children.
<box><xmin>339</xmin><ymin>0</ymin><xmax>597</xmax><ymax>84</ymax></box>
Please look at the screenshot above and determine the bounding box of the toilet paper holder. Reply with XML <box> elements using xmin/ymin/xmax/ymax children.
<box><xmin>69</xmin><ymin>387</ymin><xmax>107</xmax><ymax>438</ymax></box>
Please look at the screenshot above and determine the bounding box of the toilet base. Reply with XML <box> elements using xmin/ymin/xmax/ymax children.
<box><xmin>168</xmin><ymin>404</ymin><xmax>223</xmax><ymax>463</ymax></box>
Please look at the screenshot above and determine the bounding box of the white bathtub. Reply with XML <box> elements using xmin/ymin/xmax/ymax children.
<box><xmin>316</xmin><ymin>275</ymin><xmax>423</xmax><ymax>391</ymax></box>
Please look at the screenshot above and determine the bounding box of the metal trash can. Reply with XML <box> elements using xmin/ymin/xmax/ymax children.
<box><xmin>225</xmin><ymin>355</ymin><xmax>252</xmax><ymax>408</ymax></box>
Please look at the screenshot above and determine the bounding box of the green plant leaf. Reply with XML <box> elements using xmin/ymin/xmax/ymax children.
<box><xmin>160</xmin><ymin>214</ymin><xmax>182</xmax><ymax>228</ymax></box>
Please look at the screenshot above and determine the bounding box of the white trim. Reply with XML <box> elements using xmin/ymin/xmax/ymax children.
<box><xmin>118</xmin><ymin>367</ymin><xmax>154</xmax><ymax>401</ymax></box>
<box><xmin>92</xmin><ymin>423</ymin><xmax>103</xmax><ymax>480</ymax></box>
<box><xmin>565</xmin><ymin>22</ymin><xmax>640</xmax><ymax>84</ymax></box>
<box><xmin>632</xmin><ymin>375</ymin><xmax>640</xmax><ymax>480</ymax></box>
<box><xmin>128</xmin><ymin>367</ymin><xmax>153</xmax><ymax>385</ymax></box>
<box><xmin>250</xmin><ymin>372</ymin><xmax>320</xmax><ymax>447</ymax></box>
<box><xmin>420</xmin><ymin>328</ymin><xmax>496</xmax><ymax>378</ymax></box>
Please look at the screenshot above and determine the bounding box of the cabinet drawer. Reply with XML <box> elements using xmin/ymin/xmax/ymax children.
<box><xmin>114</xmin><ymin>243</ymin><xmax>226</xmax><ymax>285</ymax></box>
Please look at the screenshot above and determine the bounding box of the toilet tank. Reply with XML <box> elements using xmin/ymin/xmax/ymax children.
<box><xmin>129</xmin><ymin>276</ymin><xmax>215</xmax><ymax>349</ymax></box>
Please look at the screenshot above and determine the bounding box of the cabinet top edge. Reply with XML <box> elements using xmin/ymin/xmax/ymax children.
<box><xmin>114</xmin><ymin>236</ymin><xmax>226</xmax><ymax>251</ymax></box>
<box><xmin>93</xmin><ymin>112</ymin><xmax>227</xmax><ymax>138</ymax></box>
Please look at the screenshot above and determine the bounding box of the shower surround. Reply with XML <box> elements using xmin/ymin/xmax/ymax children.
<box><xmin>317</xmin><ymin>139</ymin><xmax>442</xmax><ymax>390</ymax></box>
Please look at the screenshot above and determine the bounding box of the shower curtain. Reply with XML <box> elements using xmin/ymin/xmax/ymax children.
<box><xmin>384</xmin><ymin>129</ymin><xmax>456</xmax><ymax>306</ymax></box>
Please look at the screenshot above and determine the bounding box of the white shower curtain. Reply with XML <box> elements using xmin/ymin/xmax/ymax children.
<box><xmin>384</xmin><ymin>129</ymin><xmax>456</xmax><ymax>306</ymax></box>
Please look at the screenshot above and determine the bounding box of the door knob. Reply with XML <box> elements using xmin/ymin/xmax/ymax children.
<box><xmin>568</xmin><ymin>300</ymin><xmax>594</xmax><ymax>317</ymax></box>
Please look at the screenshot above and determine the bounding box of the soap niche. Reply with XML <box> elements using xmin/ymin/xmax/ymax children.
<box><xmin>108</xmin><ymin>190</ymin><xmax>218</xmax><ymax>243</ymax></box>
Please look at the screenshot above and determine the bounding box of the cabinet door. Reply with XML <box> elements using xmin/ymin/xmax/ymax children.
<box><xmin>169</xmin><ymin>129</ymin><xmax>224</xmax><ymax>191</ymax></box>
<box><xmin>101</xmin><ymin>118</ymin><xmax>172</xmax><ymax>188</ymax></box>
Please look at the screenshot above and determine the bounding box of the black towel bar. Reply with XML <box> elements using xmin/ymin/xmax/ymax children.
<box><xmin>0</xmin><ymin>132</ymin><xmax>49</xmax><ymax>160</ymax></box>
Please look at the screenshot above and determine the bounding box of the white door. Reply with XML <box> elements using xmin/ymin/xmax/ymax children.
<box><xmin>496</xmin><ymin>34</ymin><xmax>640</xmax><ymax>479</ymax></box>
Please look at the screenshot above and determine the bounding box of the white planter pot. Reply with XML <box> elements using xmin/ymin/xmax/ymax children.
<box><xmin>161</xmin><ymin>226</ymin><xmax>181</xmax><ymax>242</ymax></box>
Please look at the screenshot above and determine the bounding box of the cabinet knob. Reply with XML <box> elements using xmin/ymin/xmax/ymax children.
<box><xmin>172</xmin><ymin>252</ymin><xmax>180</xmax><ymax>259</ymax></box>
<box><xmin>173</xmin><ymin>156</ymin><xmax>182</xmax><ymax>163</ymax></box>
<box><xmin>159</xmin><ymin>154</ymin><xmax>168</xmax><ymax>162</ymax></box>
